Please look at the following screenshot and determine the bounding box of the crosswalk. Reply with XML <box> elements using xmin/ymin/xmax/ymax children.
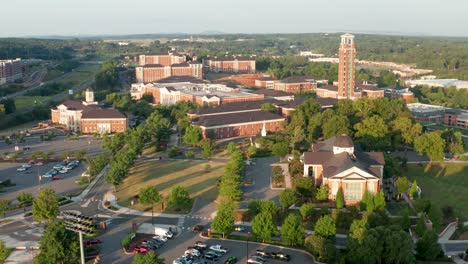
<box><xmin>184</xmin><ymin>215</ymin><xmax>212</xmax><ymax>220</ymax></box>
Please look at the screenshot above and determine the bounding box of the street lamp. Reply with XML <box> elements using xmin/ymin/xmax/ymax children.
<box><xmin>61</xmin><ymin>211</ymin><xmax>96</xmax><ymax>264</ymax></box>
<box><xmin>246</xmin><ymin>231</ymin><xmax>251</xmax><ymax>260</ymax></box>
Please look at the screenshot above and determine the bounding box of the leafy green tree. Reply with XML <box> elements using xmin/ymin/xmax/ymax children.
<box><xmin>322</xmin><ymin>114</ymin><xmax>350</xmax><ymax>139</ymax></box>
<box><xmin>391</xmin><ymin>116</ymin><xmax>422</xmax><ymax>145</ymax></box>
<box><xmin>300</xmin><ymin>203</ymin><xmax>315</xmax><ymax>220</ymax></box>
<box><xmin>35</xmin><ymin>220</ymin><xmax>80</xmax><ymax>264</ymax></box>
<box><xmin>415</xmin><ymin>214</ymin><xmax>427</xmax><ymax>237</ymax></box>
<box><xmin>259</xmin><ymin>200</ymin><xmax>278</xmax><ymax>216</ymax></box>
<box><xmin>279</xmin><ymin>189</ymin><xmax>297</xmax><ymax>209</ymax></box>
<box><xmin>132</xmin><ymin>251</ymin><xmax>165</xmax><ymax>264</ymax></box>
<box><xmin>200</xmin><ymin>139</ymin><xmax>215</xmax><ymax>159</ymax></box>
<box><xmin>75</xmin><ymin>149</ymin><xmax>87</xmax><ymax>159</ymax></box>
<box><xmin>316</xmin><ymin>185</ymin><xmax>329</xmax><ymax>202</ymax></box>
<box><xmin>360</xmin><ymin>191</ymin><xmax>374</xmax><ymax>212</ymax></box>
<box><xmin>227</xmin><ymin>142</ymin><xmax>237</xmax><ymax>154</ymax></box>
<box><xmin>304</xmin><ymin>234</ymin><xmax>337</xmax><ymax>263</ymax></box>
<box><xmin>410</xmin><ymin>180</ymin><xmax>418</xmax><ymax>200</ymax></box>
<box><xmin>373</xmin><ymin>190</ymin><xmax>386</xmax><ymax>211</ymax></box>
<box><xmin>295</xmin><ymin>177</ymin><xmax>315</xmax><ymax>200</ymax></box>
<box><xmin>185</xmin><ymin>150</ymin><xmax>195</xmax><ymax>159</ymax></box>
<box><xmin>219</xmin><ymin>173</ymin><xmax>242</xmax><ymax>201</ymax></box>
<box><xmin>32</xmin><ymin>189</ymin><xmax>59</xmax><ymax>223</ymax></box>
<box><xmin>314</xmin><ymin>215</ymin><xmax>336</xmax><ymax>239</ymax></box>
<box><xmin>416</xmin><ymin>230</ymin><xmax>442</xmax><ymax>261</ymax></box>
<box><xmin>183</xmin><ymin>125</ymin><xmax>202</xmax><ymax>146</ymax></box>
<box><xmin>247</xmin><ymin>144</ymin><xmax>257</xmax><ymax>158</ymax></box>
<box><xmin>400</xmin><ymin>208</ymin><xmax>411</xmax><ymax>230</ymax></box>
<box><xmin>252</xmin><ymin>212</ymin><xmax>278</xmax><ymax>243</ymax></box>
<box><xmin>0</xmin><ymin>199</ymin><xmax>10</xmax><ymax>216</ymax></box>
<box><xmin>212</xmin><ymin>200</ymin><xmax>235</xmax><ymax>238</ymax></box>
<box><xmin>169</xmin><ymin>186</ymin><xmax>191</xmax><ymax>209</ymax></box>
<box><xmin>414</xmin><ymin>132</ymin><xmax>446</xmax><ymax>161</ymax></box>
<box><xmin>272</xmin><ymin>142</ymin><xmax>288</xmax><ymax>157</ymax></box>
<box><xmin>139</xmin><ymin>186</ymin><xmax>162</xmax><ymax>225</ymax></box>
<box><xmin>281</xmin><ymin>213</ymin><xmax>305</xmax><ymax>246</ymax></box>
<box><xmin>335</xmin><ymin>188</ymin><xmax>344</xmax><ymax>209</ymax></box>
<box><xmin>16</xmin><ymin>192</ymin><xmax>33</xmax><ymax>206</ymax></box>
<box><xmin>248</xmin><ymin>200</ymin><xmax>262</xmax><ymax>216</ymax></box>
<box><xmin>396</xmin><ymin>177</ymin><xmax>409</xmax><ymax>199</ymax></box>
<box><xmin>87</xmin><ymin>153</ymin><xmax>110</xmax><ymax>176</ymax></box>
<box><xmin>261</xmin><ymin>103</ymin><xmax>277</xmax><ymax>113</ymax></box>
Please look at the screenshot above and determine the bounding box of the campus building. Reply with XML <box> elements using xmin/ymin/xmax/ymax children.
<box><xmin>138</xmin><ymin>50</ymin><xmax>186</xmax><ymax>66</ymax></box>
<box><xmin>203</xmin><ymin>56</ymin><xmax>256</xmax><ymax>73</ymax></box>
<box><xmin>51</xmin><ymin>89</ymin><xmax>127</xmax><ymax>134</ymax></box>
<box><xmin>131</xmin><ymin>76</ymin><xmax>264</xmax><ymax>106</ymax></box>
<box><xmin>0</xmin><ymin>59</ymin><xmax>23</xmax><ymax>85</ymax></box>
<box><xmin>338</xmin><ymin>33</ymin><xmax>356</xmax><ymax>99</ymax></box>
<box><xmin>303</xmin><ymin>135</ymin><xmax>385</xmax><ymax>205</ymax></box>
<box><xmin>272</xmin><ymin>76</ymin><xmax>318</xmax><ymax>93</ymax></box>
<box><xmin>407</xmin><ymin>103</ymin><xmax>468</xmax><ymax>129</ymax></box>
<box><xmin>135</xmin><ymin>62</ymin><xmax>203</xmax><ymax>83</ymax></box>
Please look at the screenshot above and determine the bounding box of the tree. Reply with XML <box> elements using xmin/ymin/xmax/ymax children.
<box><xmin>0</xmin><ymin>199</ymin><xmax>10</xmax><ymax>217</ymax></box>
<box><xmin>219</xmin><ymin>173</ymin><xmax>242</xmax><ymax>201</ymax></box>
<box><xmin>305</xmin><ymin>234</ymin><xmax>337</xmax><ymax>263</ymax></box>
<box><xmin>395</xmin><ymin>177</ymin><xmax>409</xmax><ymax>199</ymax></box>
<box><xmin>261</xmin><ymin>103</ymin><xmax>277</xmax><ymax>113</ymax></box>
<box><xmin>139</xmin><ymin>186</ymin><xmax>162</xmax><ymax>225</ymax></box>
<box><xmin>227</xmin><ymin>142</ymin><xmax>237</xmax><ymax>154</ymax></box>
<box><xmin>272</xmin><ymin>142</ymin><xmax>288</xmax><ymax>158</ymax></box>
<box><xmin>415</xmin><ymin>214</ymin><xmax>427</xmax><ymax>237</ymax></box>
<box><xmin>200</xmin><ymin>139</ymin><xmax>215</xmax><ymax>159</ymax></box>
<box><xmin>279</xmin><ymin>189</ymin><xmax>297</xmax><ymax>209</ymax></box>
<box><xmin>300</xmin><ymin>203</ymin><xmax>315</xmax><ymax>220</ymax></box>
<box><xmin>212</xmin><ymin>200</ymin><xmax>235</xmax><ymax>238</ymax></box>
<box><xmin>259</xmin><ymin>200</ymin><xmax>278</xmax><ymax>216</ymax></box>
<box><xmin>410</xmin><ymin>180</ymin><xmax>418</xmax><ymax>200</ymax></box>
<box><xmin>247</xmin><ymin>144</ymin><xmax>257</xmax><ymax>159</ymax></box>
<box><xmin>0</xmin><ymin>239</ymin><xmax>8</xmax><ymax>262</ymax></box>
<box><xmin>183</xmin><ymin>125</ymin><xmax>202</xmax><ymax>146</ymax></box>
<box><xmin>75</xmin><ymin>149</ymin><xmax>87</xmax><ymax>159</ymax></box>
<box><xmin>169</xmin><ymin>186</ymin><xmax>191</xmax><ymax>209</ymax></box>
<box><xmin>414</xmin><ymin>132</ymin><xmax>446</xmax><ymax>161</ymax></box>
<box><xmin>373</xmin><ymin>190</ymin><xmax>386</xmax><ymax>211</ymax></box>
<box><xmin>335</xmin><ymin>188</ymin><xmax>344</xmax><ymax>209</ymax></box>
<box><xmin>132</xmin><ymin>251</ymin><xmax>165</xmax><ymax>264</ymax></box>
<box><xmin>316</xmin><ymin>185</ymin><xmax>329</xmax><ymax>202</ymax></box>
<box><xmin>314</xmin><ymin>215</ymin><xmax>336</xmax><ymax>239</ymax></box>
<box><xmin>416</xmin><ymin>230</ymin><xmax>442</xmax><ymax>261</ymax></box>
<box><xmin>248</xmin><ymin>200</ymin><xmax>262</xmax><ymax>216</ymax></box>
<box><xmin>360</xmin><ymin>191</ymin><xmax>374</xmax><ymax>212</ymax></box>
<box><xmin>16</xmin><ymin>192</ymin><xmax>33</xmax><ymax>206</ymax></box>
<box><xmin>35</xmin><ymin>220</ymin><xmax>80</xmax><ymax>264</ymax></box>
<box><xmin>391</xmin><ymin>116</ymin><xmax>422</xmax><ymax>145</ymax></box>
<box><xmin>252</xmin><ymin>212</ymin><xmax>278</xmax><ymax>243</ymax></box>
<box><xmin>32</xmin><ymin>189</ymin><xmax>59</xmax><ymax>223</ymax></box>
<box><xmin>322</xmin><ymin>114</ymin><xmax>350</xmax><ymax>139</ymax></box>
<box><xmin>354</xmin><ymin>115</ymin><xmax>388</xmax><ymax>139</ymax></box>
<box><xmin>400</xmin><ymin>208</ymin><xmax>411</xmax><ymax>230</ymax></box>
<box><xmin>281</xmin><ymin>213</ymin><xmax>305</xmax><ymax>246</ymax></box>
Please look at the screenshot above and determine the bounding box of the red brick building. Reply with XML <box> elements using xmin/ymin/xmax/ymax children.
<box><xmin>255</xmin><ymin>76</ymin><xmax>277</xmax><ymax>89</ymax></box>
<box><xmin>203</xmin><ymin>56</ymin><xmax>256</xmax><ymax>73</ymax></box>
<box><xmin>138</xmin><ymin>50</ymin><xmax>186</xmax><ymax>66</ymax></box>
<box><xmin>303</xmin><ymin>135</ymin><xmax>384</xmax><ymax>205</ymax></box>
<box><xmin>338</xmin><ymin>33</ymin><xmax>356</xmax><ymax>99</ymax></box>
<box><xmin>135</xmin><ymin>62</ymin><xmax>203</xmax><ymax>83</ymax></box>
<box><xmin>273</xmin><ymin>76</ymin><xmax>317</xmax><ymax>93</ymax></box>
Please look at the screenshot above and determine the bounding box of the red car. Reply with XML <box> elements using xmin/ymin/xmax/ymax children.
<box><xmin>84</xmin><ymin>239</ymin><xmax>102</xmax><ymax>246</ymax></box>
<box><xmin>28</xmin><ymin>160</ymin><xmax>36</xmax><ymax>164</ymax></box>
<box><xmin>52</xmin><ymin>176</ymin><xmax>62</xmax><ymax>181</ymax></box>
<box><xmin>133</xmin><ymin>246</ymin><xmax>149</xmax><ymax>254</ymax></box>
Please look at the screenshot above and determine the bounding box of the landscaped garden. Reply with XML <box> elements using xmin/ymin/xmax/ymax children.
<box><xmin>115</xmin><ymin>160</ymin><xmax>224</xmax><ymax>213</ymax></box>
<box><xmin>403</xmin><ymin>163</ymin><xmax>468</xmax><ymax>219</ymax></box>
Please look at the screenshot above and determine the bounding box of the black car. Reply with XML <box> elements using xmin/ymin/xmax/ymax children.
<box><xmin>192</xmin><ymin>225</ymin><xmax>204</xmax><ymax>232</ymax></box>
<box><xmin>150</xmin><ymin>239</ymin><xmax>163</xmax><ymax>248</ymax></box>
<box><xmin>204</xmin><ymin>252</ymin><xmax>219</xmax><ymax>261</ymax></box>
<box><xmin>271</xmin><ymin>252</ymin><xmax>291</xmax><ymax>261</ymax></box>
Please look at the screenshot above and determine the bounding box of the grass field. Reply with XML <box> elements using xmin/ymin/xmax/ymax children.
<box><xmin>56</xmin><ymin>64</ymin><xmax>101</xmax><ymax>86</ymax></box>
<box><xmin>115</xmin><ymin>160</ymin><xmax>224</xmax><ymax>213</ymax></box>
<box><xmin>386</xmin><ymin>202</ymin><xmax>417</xmax><ymax>216</ymax></box>
<box><xmin>14</xmin><ymin>96</ymin><xmax>51</xmax><ymax>111</ymax></box>
<box><xmin>44</xmin><ymin>69</ymin><xmax>63</xmax><ymax>81</ymax></box>
<box><xmin>403</xmin><ymin>163</ymin><xmax>468</xmax><ymax>219</ymax></box>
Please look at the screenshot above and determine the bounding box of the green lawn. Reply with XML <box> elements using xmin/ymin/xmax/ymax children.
<box><xmin>386</xmin><ymin>202</ymin><xmax>417</xmax><ymax>216</ymax></box>
<box><xmin>403</xmin><ymin>163</ymin><xmax>468</xmax><ymax>219</ymax></box>
<box><xmin>0</xmin><ymin>248</ymin><xmax>14</xmax><ymax>264</ymax></box>
<box><xmin>115</xmin><ymin>160</ymin><xmax>224</xmax><ymax>213</ymax></box>
<box><xmin>14</xmin><ymin>96</ymin><xmax>51</xmax><ymax>111</ymax></box>
<box><xmin>43</xmin><ymin>69</ymin><xmax>63</xmax><ymax>81</ymax></box>
<box><xmin>56</xmin><ymin>64</ymin><xmax>101</xmax><ymax>86</ymax></box>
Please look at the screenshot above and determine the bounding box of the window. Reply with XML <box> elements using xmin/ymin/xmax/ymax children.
<box><xmin>367</xmin><ymin>181</ymin><xmax>375</xmax><ymax>194</ymax></box>
<box><xmin>331</xmin><ymin>181</ymin><xmax>339</xmax><ymax>200</ymax></box>
<box><xmin>344</xmin><ymin>182</ymin><xmax>362</xmax><ymax>201</ymax></box>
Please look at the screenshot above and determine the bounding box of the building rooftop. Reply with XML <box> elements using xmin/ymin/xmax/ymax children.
<box><xmin>194</xmin><ymin>110</ymin><xmax>285</xmax><ymax>127</ymax></box>
<box><xmin>256</xmin><ymin>76</ymin><xmax>276</xmax><ymax>81</ymax></box>
<box><xmin>81</xmin><ymin>108</ymin><xmax>126</xmax><ymax>119</ymax></box>
<box><xmin>205</xmin><ymin>56</ymin><xmax>255</xmax><ymax>62</ymax></box>
<box><xmin>279</xmin><ymin>76</ymin><xmax>319</xmax><ymax>84</ymax></box>
<box><xmin>154</xmin><ymin>75</ymin><xmax>207</xmax><ymax>84</ymax></box>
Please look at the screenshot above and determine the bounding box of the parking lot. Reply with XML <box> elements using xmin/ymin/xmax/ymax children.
<box><xmin>242</xmin><ymin>157</ymin><xmax>281</xmax><ymax>207</ymax></box>
<box><xmin>0</xmin><ymin>159</ymin><xmax>87</xmax><ymax>201</ymax></box>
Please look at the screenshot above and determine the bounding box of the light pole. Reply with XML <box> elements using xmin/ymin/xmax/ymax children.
<box><xmin>61</xmin><ymin>211</ymin><xmax>95</xmax><ymax>264</ymax></box>
<box><xmin>246</xmin><ymin>231</ymin><xmax>250</xmax><ymax>260</ymax></box>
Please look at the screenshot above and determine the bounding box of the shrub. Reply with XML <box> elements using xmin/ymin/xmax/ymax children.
<box><xmin>121</xmin><ymin>232</ymin><xmax>135</xmax><ymax>248</ymax></box>
<box><xmin>185</xmin><ymin>150</ymin><xmax>195</xmax><ymax>159</ymax></box>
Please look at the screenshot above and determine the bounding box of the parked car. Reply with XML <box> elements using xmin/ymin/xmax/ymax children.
<box><xmin>35</xmin><ymin>160</ymin><xmax>45</xmax><ymax>166</ymax></box>
<box><xmin>42</xmin><ymin>173</ymin><xmax>52</xmax><ymax>178</ymax></box>
<box><xmin>152</xmin><ymin>235</ymin><xmax>168</xmax><ymax>243</ymax></box>
<box><xmin>28</xmin><ymin>160</ymin><xmax>36</xmax><ymax>164</ymax></box>
<box><xmin>23</xmin><ymin>146</ymin><xmax>31</xmax><ymax>151</ymax></box>
<box><xmin>184</xmin><ymin>248</ymin><xmax>201</xmax><ymax>257</ymax></box>
<box><xmin>84</xmin><ymin>239</ymin><xmax>102</xmax><ymax>246</ymax></box>
<box><xmin>204</xmin><ymin>252</ymin><xmax>219</xmax><ymax>261</ymax></box>
<box><xmin>173</xmin><ymin>257</ymin><xmax>192</xmax><ymax>264</ymax></box>
<box><xmin>21</xmin><ymin>164</ymin><xmax>32</xmax><ymax>168</ymax></box>
<box><xmin>194</xmin><ymin>241</ymin><xmax>207</xmax><ymax>249</ymax></box>
<box><xmin>53</xmin><ymin>164</ymin><xmax>65</xmax><ymax>170</ymax></box>
<box><xmin>49</xmin><ymin>169</ymin><xmax>58</xmax><ymax>175</ymax></box>
<box><xmin>17</xmin><ymin>167</ymin><xmax>27</xmax><ymax>172</ymax></box>
<box><xmin>255</xmin><ymin>249</ymin><xmax>271</xmax><ymax>258</ymax></box>
<box><xmin>154</xmin><ymin>227</ymin><xmax>174</xmax><ymax>238</ymax></box>
<box><xmin>192</xmin><ymin>225</ymin><xmax>204</xmax><ymax>232</ymax></box>
<box><xmin>225</xmin><ymin>256</ymin><xmax>238</xmax><ymax>264</ymax></box>
<box><xmin>247</xmin><ymin>256</ymin><xmax>265</xmax><ymax>264</ymax></box>
<box><xmin>271</xmin><ymin>252</ymin><xmax>291</xmax><ymax>261</ymax></box>
<box><xmin>133</xmin><ymin>246</ymin><xmax>149</xmax><ymax>254</ymax></box>
<box><xmin>209</xmin><ymin>245</ymin><xmax>228</xmax><ymax>253</ymax></box>
<box><xmin>206</xmin><ymin>250</ymin><xmax>223</xmax><ymax>258</ymax></box>
<box><xmin>234</xmin><ymin>225</ymin><xmax>245</xmax><ymax>232</ymax></box>
<box><xmin>52</xmin><ymin>176</ymin><xmax>62</xmax><ymax>181</ymax></box>
<box><xmin>148</xmin><ymin>239</ymin><xmax>162</xmax><ymax>248</ymax></box>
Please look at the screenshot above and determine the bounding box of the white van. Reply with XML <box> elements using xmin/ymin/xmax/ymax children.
<box><xmin>154</xmin><ymin>227</ymin><xmax>174</xmax><ymax>239</ymax></box>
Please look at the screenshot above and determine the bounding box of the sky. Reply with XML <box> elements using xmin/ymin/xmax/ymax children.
<box><xmin>3</xmin><ymin>0</ymin><xmax>468</xmax><ymax>37</ymax></box>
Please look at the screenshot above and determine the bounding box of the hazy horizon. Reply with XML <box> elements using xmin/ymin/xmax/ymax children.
<box><xmin>3</xmin><ymin>0</ymin><xmax>468</xmax><ymax>38</ymax></box>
